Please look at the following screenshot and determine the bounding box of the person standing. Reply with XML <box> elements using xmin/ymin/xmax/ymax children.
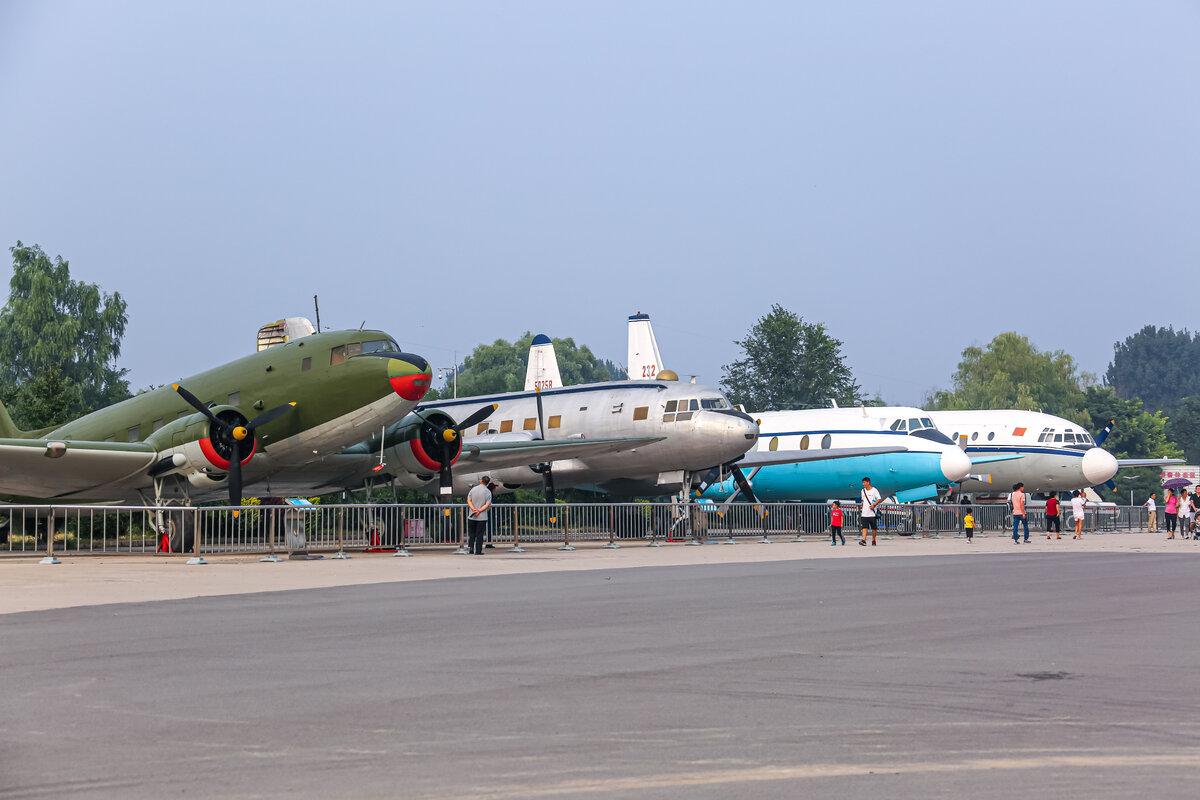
<box><xmin>1190</xmin><ymin>489</ymin><xmax>1200</xmax><ymax>539</ymax></box>
<box><xmin>859</xmin><ymin>477</ymin><xmax>882</xmax><ymax>546</ymax></box>
<box><xmin>466</xmin><ymin>475</ymin><xmax>492</xmax><ymax>555</ymax></box>
<box><xmin>1010</xmin><ymin>482</ymin><xmax>1030</xmax><ymax>543</ymax></box>
<box><xmin>1071</xmin><ymin>490</ymin><xmax>1087</xmax><ymax>539</ymax></box>
<box><xmin>1045</xmin><ymin>494</ymin><xmax>1061</xmax><ymax>539</ymax></box>
<box><xmin>1164</xmin><ymin>489</ymin><xmax>1178</xmax><ymax>539</ymax></box>
<box><xmin>964</xmin><ymin>508</ymin><xmax>975</xmax><ymax>544</ymax></box>
<box><xmin>829</xmin><ymin>501</ymin><xmax>845</xmax><ymax>546</ymax></box>
<box><xmin>1143</xmin><ymin>492</ymin><xmax>1158</xmax><ymax>533</ymax></box>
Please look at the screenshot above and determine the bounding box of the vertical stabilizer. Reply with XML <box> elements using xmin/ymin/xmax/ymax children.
<box><xmin>627</xmin><ymin>312</ymin><xmax>664</xmax><ymax>380</ymax></box>
<box><xmin>525</xmin><ymin>334</ymin><xmax>563</xmax><ymax>390</ymax></box>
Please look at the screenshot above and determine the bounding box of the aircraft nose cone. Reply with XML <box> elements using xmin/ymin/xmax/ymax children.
<box><xmin>387</xmin><ymin>354</ymin><xmax>433</xmax><ymax>402</ymax></box>
<box><xmin>940</xmin><ymin>446</ymin><xmax>972</xmax><ymax>483</ymax></box>
<box><xmin>1082</xmin><ymin>447</ymin><xmax>1119</xmax><ymax>486</ymax></box>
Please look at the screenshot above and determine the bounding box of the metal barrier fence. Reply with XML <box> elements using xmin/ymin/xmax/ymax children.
<box><xmin>0</xmin><ymin>501</ymin><xmax>1166</xmax><ymax>559</ymax></box>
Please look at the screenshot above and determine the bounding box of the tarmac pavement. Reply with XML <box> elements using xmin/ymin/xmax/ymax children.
<box><xmin>2</xmin><ymin>534</ymin><xmax>1199</xmax><ymax>798</ymax></box>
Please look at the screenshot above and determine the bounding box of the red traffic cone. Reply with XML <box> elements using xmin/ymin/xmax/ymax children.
<box><xmin>158</xmin><ymin>531</ymin><xmax>171</xmax><ymax>553</ymax></box>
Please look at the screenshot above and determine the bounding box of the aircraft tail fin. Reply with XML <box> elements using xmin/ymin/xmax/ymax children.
<box><xmin>627</xmin><ymin>312</ymin><xmax>664</xmax><ymax>380</ymax></box>
<box><xmin>0</xmin><ymin>399</ymin><xmax>27</xmax><ymax>438</ymax></box>
<box><xmin>524</xmin><ymin>334</ymin><xmax>563</xmax><ymax>391</ymax></box>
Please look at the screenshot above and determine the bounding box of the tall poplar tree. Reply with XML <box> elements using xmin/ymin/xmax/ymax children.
<box><xmin>0</xmin><ymin>242</ymin><xmax>131</xmax><ymax>429</ymax></box>
<box><xmin>720</xmin><ymin>305</ymin><xmax>861</xmax><ymax>411</ymax></box>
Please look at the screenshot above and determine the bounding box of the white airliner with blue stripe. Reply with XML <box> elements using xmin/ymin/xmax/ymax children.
<box><xmin>926</xmin><ymin>409</ymin><xmax>1181</xmax><ymax>494</ymax></box>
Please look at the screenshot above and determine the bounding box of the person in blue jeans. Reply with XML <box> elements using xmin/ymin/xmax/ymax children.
<box><xmin>1010</xmin><ymin>482</ymin><xmax>1030</xmax><ymax>543</ymax></box>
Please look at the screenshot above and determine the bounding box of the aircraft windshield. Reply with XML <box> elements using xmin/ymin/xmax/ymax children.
<box><xmin>700</xmin><ymin>398</ymin><xmax>731</xmax><ymax>410</ymax></box>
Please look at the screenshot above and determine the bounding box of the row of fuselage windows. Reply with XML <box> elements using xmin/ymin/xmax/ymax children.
<box><xmin>472</xmin><ymin>398</ymin><xmax>725</xmax><ymax>436</ymax></box>
<box><xmin>105</xmin><ymin>392</ymin><xmax>244</xmax><ymax>442</ymax></box>
<box><xmin>766</xmin><ymin>434</ymin><xmax>833</xmax><ymax>451</ymax></box>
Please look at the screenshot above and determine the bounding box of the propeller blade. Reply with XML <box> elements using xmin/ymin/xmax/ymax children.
<box><xmin>247</xmin><ymin>401</ymin><xmax>297</xmax><ymax>431</ymax></box>
<box><xmin>172</xmin><ymin>383</ymin><xmax>223</xmax><ymax>427</ymax></box>
<box><xmin>729</xmin><ymin>465</ymin><xmax>759</xmax><ymax>505</ymax></box>
<box><xmin>228</xmin><ymin>440</ymin><xmax>244</xmax><ymax>511</ymax></box>
<box><xmin>1105</xmin><ymin>479</ymin><xmax>1117</xmax><ymax>492</ymax></box>
<box><xmin>542</xmin><ymin>467</ymin><xmax>556</xmax><ymax>506</ymax></box>
<box><xmin>438</xmin><ymin>460</ymin><xmax>454</xmax><ymax>496</ymax></box>
<box><xmin>1094</xmin><ymin>419</ymin><xmax>1115</xmax><ymax>447</ymax></box>
<box><xmin>455</xmin><ymin>403</ymin><xmax>498</xmax><ymax>433</ymax></box>
<box><xmin>535</xmin><ymin>390</ymin><xmax>546</xmax><ymax>440</ymax></box>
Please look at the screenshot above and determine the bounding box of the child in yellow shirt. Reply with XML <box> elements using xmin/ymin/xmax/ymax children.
<box><xmin>964</xmin><ymin>511</ymin><xmax>975</xmax><ymax>543</ymax></box>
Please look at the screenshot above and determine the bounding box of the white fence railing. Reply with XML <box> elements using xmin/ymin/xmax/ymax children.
<box><xmin>0</xmin><ymin>501</ymin><xmax>1160</xmax><ymax>559</ymax></box>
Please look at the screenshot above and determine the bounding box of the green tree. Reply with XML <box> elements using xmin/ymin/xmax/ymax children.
<box><xmin>1106</xmin><ymin>325</ymin><xmax>1200</xmax><ymax>413</ymax></box>
<box><xmin>1082</xmin><ymin>386</ymin><xmax>1182</xmax><ymax>501</ymax></box>
<box><xmin>0</xmin><ymin>242</ymin><xmax>131</xmax><ymax>429</ymax></box>
<box><xmin>926</xmin><ymin>332</ymin><xmax>1092</xmax><ymax>420</ymax></box>
<box><xmin>450</xmin><ymin>332</ymin><xmax>611</xmax><ymax>396</ymax></box>
<box><xmin>1166</xmin><ymin>396</ymin><xmax>1200</xmax><ymax>464</ymax></box>
<box><xmin>720</xmin><ymin>305</ymin><xmax>861</xmax><ymax>411</ymax></box>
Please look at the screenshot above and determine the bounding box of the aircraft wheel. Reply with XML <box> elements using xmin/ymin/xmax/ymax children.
<box><xmin>167</xmin><ymin>513</ymin><xmax>196</xmax><ymax>553</ymax></box>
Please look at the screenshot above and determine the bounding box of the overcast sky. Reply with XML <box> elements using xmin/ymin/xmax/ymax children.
<box><xmin>1</xmin><ymin>1</ymin><xmax>1197</xmax><ymax>406</ymax></box>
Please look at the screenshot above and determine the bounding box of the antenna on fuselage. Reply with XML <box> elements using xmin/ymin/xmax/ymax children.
<box><xmin>313</xmin><ymin>294</ymin><xmax>322</xmax><ymax>333</ymax></box>
<box><xmin>828</xmin><ymin>398</ymin><xmax>839</xmax><ymax>409</ymax></box>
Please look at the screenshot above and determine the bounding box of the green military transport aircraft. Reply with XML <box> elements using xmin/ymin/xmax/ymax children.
<box><xmin>0</xmin><ymin>329</ymin><xmax>431</xmax><ymax>506</ymax></box>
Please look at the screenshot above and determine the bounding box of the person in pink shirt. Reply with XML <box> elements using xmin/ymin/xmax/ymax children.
<box><xmin>1010</xmin><ymin>482</ymin><xmax>1030</xmax><ymax>543</ymax></box>
<box><xmin>1164</xmin><ymin>489</ymin><xmax>1178</xmax><ymax>539</ymax></box>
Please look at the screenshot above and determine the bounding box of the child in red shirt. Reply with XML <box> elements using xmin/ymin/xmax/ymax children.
<box><xmin>830</xmin><ymin>501</ymin><xmax>845</xmax><ymax>546</ymax></box>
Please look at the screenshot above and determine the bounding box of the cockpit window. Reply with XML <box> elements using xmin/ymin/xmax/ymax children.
<box><xmin>908</xmin><ymin>418</ymin><xmax>922</xmax><ymax>430</ymax></box>
<box><xmin>689</xmin><ymin>399</ymin><xmax>699</xmax><ymax>411</ymax></box>
<box><xmin>346</xmin><ymin>342</ymin><xmax>362</xmax><ymax>357</ymax></box>
<box><xmin>700</xmin><ymin>398</ymin><xmax>731</xmax><ymax>410</ymax></box>
<box><xmin>362</xmin><ymin>340</ymin><xmax>391</xmax><ymax>354</ymax></box>
<box><xmin>920</xmin><ymin>418</ymin><xmax>934</xmax><ymax>428</ymax></box>
<box><xmin>890</xmin><ymin>419</ymin><xmax>903</xmax><ymax>431</ymax></box>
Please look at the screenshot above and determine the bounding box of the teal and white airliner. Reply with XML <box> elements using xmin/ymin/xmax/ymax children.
<box><xmin>622</xmin><ymin>312</ymin><xmax>1010</xmax><ymax>503</ymax></box>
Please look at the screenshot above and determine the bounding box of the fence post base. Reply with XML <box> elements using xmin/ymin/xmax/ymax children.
<box><xmin>758</xmin><ymin>535</ymin><xmax>772</xmax><ymax>544</ymax></box>
<box><xmin>332</xmin><ymin>549</ymin><xmax>352</xmax><ymax>559</ymax></box>
<box><xmin>602</xmin><ymin>541</ymin><xmax>620</xmax><ymax>549</ymax></box>
<box><xmin>186</xmin><ymin>555</ymin><xmax>208</xmax><ymax>565</ymax></box>
<box><xmin>259</xmin><ymin>554</ymin><xmax>283</xmax><ymax>563</ymax></box>
<box><xmin>508</xmin><ymin>543</ymin><xmax>526</xmax><ymax>553</ymax></box>
<box><xmin>39</xmin><ymin>555</ymin><xmax>61</xmax><ymax>565</ymax></box>
<box><xmin>454</xmin><ymin>545</ymin><xmax>470</xmax><ymax>554</ymax></box>
<box><xmin>557</xmin><ymin>543</ymin><xmax>576</xmax><ymax>551</ymax></box>
<box><xmin>647</xmin><ymin>538</ymin><xmax>663</xmax><ymax>547</ymax></box>
<box><xmin>684</xmin><ymin>538</ymin><xmax>702</xmax><ymax>546</ymax></box>
<box><xmin>392</xmin><ymin>546</ymin><xmax>411</xmax><ymax>557</ymax></box>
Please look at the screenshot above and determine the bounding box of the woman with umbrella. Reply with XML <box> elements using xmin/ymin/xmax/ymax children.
<box><xmin>1163</xmin><ymin>477</ymin><xmax>1192</xmax><ymax>539</ymax></box>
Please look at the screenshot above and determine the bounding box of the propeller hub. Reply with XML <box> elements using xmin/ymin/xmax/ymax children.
<box><xmin>232</xmin><ymin>426</ymin><xmax>249</xmax><ymax>441</ymax></box>
<box><xmin>442</xmin><ymin>429</ymin><xmax>458</xmax><ymax>443</ymax></box>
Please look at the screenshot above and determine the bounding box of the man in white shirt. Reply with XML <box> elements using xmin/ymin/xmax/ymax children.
<box><xmin>1143</xmin><ymin>492</ymin><xmax>1157</xmax><ymax>533</ymax></box>
<box><xmin>859</xmin><ymin>476</ymin><xmax>883</xmax><ymax>547</ymax></box>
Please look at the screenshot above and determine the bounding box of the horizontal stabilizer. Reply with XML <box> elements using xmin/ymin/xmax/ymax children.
<box><xmin>734</xmin><ymin>445</ymin><xmax>907</xmax><ymax>469</ymax></box>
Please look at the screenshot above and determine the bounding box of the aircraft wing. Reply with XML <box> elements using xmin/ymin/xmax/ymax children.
<box><xmin>970</xmin><ymin>454</ymin><xmax>1024</xmax><ymax>465</ymax></box>
<box><xmin>733</xmin><ymin>445</ymin><xmax>907</xmax><ymax>469</ymax></box>
<box><xmin>458</xmin><ymin>436</ymin><xmax>665</xmax><ymax>467</ymax></box>
<box><xmin>0</xmin><ymin>438</ymin><xmax>158</xmax><ymax>498</ymax></box>
<box><xmin>1117</xmin><ymin>458</ymin><xmax>1185</xmax><ymax>468</ymax></box>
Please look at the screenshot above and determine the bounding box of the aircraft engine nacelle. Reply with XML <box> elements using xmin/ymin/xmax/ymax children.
<box><xmin>380</xmin><ymin>410</ymin><xmax>463</xmax><ymax>478</ymax></box>
<box><xmin>145</xmin><ymin>405</ymin><xmax>257</xmax><ymax>478</ymax></box>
